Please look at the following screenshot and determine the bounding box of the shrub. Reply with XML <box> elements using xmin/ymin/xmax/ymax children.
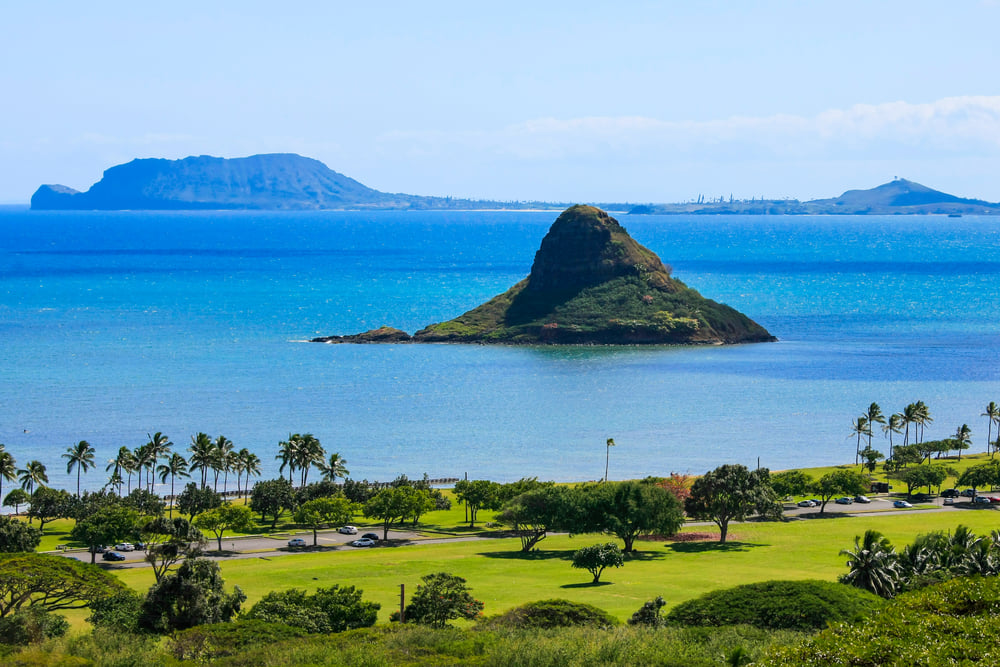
<box><xmin>0</xmin><ymin>607</ymin><xmax>69</xmax><ymax>646</ymax></box>
<box><xmin>168</xmin><ymin>619</ymin><xmax>309</xmax><ymax>661</ymax></box>
<box><xmin>629</xmin><ymin>596</ymin><xmax>667</xmax><ymax>627</ymax></box>
<box><xmin>666</xmin><ymin>579</ymin><xmax>882</xmax><ymax>630</ymax></box>
<box><xmin>245</xmin><ymin>585</ymin><xmax>379</xmax><ymax>633</ymax></box>
<box><xmin>485</xmin><ymin>599</ymin><xmax>619</xmax><ymax>630</ymax></box>
<box><xmin>397</xmin><ymin>572</ymin><xmax>484</xmax><ymax>627</ymax></box>
<box><xmin>87</xmin><ymin>590</ymin><xmax>145</xmax><ymax>633</ymax></box>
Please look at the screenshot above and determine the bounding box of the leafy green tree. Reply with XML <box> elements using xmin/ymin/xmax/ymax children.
<box><xmin>571</xmin><ymin>542</ymin><xmax>624</xmax><ymax>583</ymax></box>
<box><xmin>3</xmin><ymin>488</ymin><xmax>29</xmax><ymax>515</ymax></box>
<box><xmin>87</xmin><ymin>590</ymin><xmax>145</xmax><ymax>633</ymax></box>
<box><xmin>900</xmin><ymin>465</ymin><xmax>949</xmax><ymax>496</ymax></box>
<box><xmin>770</xmin><ymin>470</ymin><xmax>811</xmax><ymax>498</ymax></box>
<box><xmin>860</xmin><ymin>446</ymin><xmax>885</xmax><ymax>474</ymax></box>
<box><xmin>249</xmin><ymin>477</ymin><xmax>295</xmax><ymax>528</ymax></box>
<box><xmin>0</xmin><ymin>553</ymin><xmax>127</xmax><ymax>617</ymax></box>
<box><xmin>71</xmin><ymin>505</ymin><xmax>140</xmax><ymax>563</ymax></box>
<box><xmin>812</xmin><ymin>469</ymin><xmax>868</xmax><ymax>514</ymax></box>
<box><xmin>0</xmin><ymin>607</ymin><xmax>69</xmax><ymax>646</ymax></box>
<box><xmin>398</xmin><ymin>572</ymin><xmax>484</xmax><ymax>627</ymax></box>
<box><xmin>839</xmin><ymin>530</ymin><xmax>900</xmax><ymax>598</ymax></box>
<box><xmin>293</xmin><ymin>496</ymin><xmax>356</xmax><ymax>546</ymax></box>
<box><xmin>245</xmin><ymin>585</ymin><xmax>379</xmax><ymax>633</ymax></box>
<box><xmin>122</xmin><ymin>487</ymin><xmax>165</xmax><ymax>516</ymax></box>
<box><xmin>193</xmin><ymin>505</ymin><xmax>256</xmax><ymax>552</ymax></box>
<box><xmin>363</xmin><ymin>486</ymin><xmax>433</xmax><ymax>539</ymax></box>
<box><xmin>62</xmin><ymin>439</ymin><xmax>96</xmax><ymax>498</ymax></box>
<box><xmin>17</xmin><ymin>460</ymin><xmax>47</xmax><ymax>494</ymax></box>
<box><xmin>581</xmin><ymin>480</ymin><xmax>684</xmax><ymax>552</ymax></box>
<box><xmin>453</xmin><ymin>479</ymin><xmax>501</xmax><ymax>527</ymax></box>
<box><xmin>139</xmin><ymin>516</ymin><xmax>206</xmax><ymax>581</ymax></box>
<box><xmin>685</xmin><ymin>464</ymin><xmax>783</xmax><ymax>542</ymax></box>
<box><xmin>27</xmin><ymin>487</ymin><xmax>72</xmax><ymax>532</ymax></box>
<box><xmin>957</xmin><ymin>463</ymin><xmax>1000</xmax><ymax>495</ymax></box>
<box><xmin>138</xmin><ymin>559</ymin><xmax>245</xmax><ymax>633</ymax></box>
<box><xmin>176</xmin><ymin>481</ymin><xmax>222</xmax><ymax>520</ymax></box>
<box><xmin>496</xmin><ymin>486</ymin><xmax>574</xmax><ymax>552</ymax></box>
<box><xmin>0</xmin><ymin>515</ymin><xmax>42</xmax><ymax>552</ymax></box>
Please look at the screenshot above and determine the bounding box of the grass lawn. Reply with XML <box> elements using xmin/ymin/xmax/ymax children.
<box><xmin>785</xmin><ymin>450</ymin><xmax>997</xmax><ymax>489</ymax></box>
<box><xmin>109</xmin><ymin>506</ymin><xmax>1000</xmax><ymax>624</ymax></box>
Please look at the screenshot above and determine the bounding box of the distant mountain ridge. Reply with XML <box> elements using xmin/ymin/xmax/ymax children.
<box><xmin>30</xmin><ymin>153</ymin><xmax>561</xmax><ymax>211</ymax></box>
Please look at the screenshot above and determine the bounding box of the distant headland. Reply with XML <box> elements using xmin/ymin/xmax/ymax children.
<box><xmin>29</xmin><ymin>153</ymin><xmax>1000</xmax><ymax>214</ymax></box>
<box><xmin>313</xmin><ymin>205</ymin><xmax>775</xmax><ymax>345</ymax></box>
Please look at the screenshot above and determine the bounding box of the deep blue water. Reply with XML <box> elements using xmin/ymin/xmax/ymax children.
<box><xmin>2</xmin><ymin>207</ymin><xmax>999</xmax><ymax>494</ymax></box>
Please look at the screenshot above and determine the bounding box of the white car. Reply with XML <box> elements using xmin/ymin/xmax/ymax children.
<box><xmin>339</xmin><ymin>525</ymin><xmax>358</xmax><ymax>535</ymax></box>
<box><xmin>796</xmin><ymin>500</ymin><xmax>816</xmax><ymax>507</ymax></box>
<box><xmin>114</xmin><ymin>543</ymin><xmax>135</xmax><ymax>552</ymax></box>
<box><xmin>351</xmin><ymin>538</ymin><xmax>376</xmax><ymax>547</ymax></box>
<box><xmin>287</xmin><ymin>537</ymin><xmax>307</xmax><ymax>547</ymax></box>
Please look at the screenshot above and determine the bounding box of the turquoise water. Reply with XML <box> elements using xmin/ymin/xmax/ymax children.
<box><xmin>2</xmin><ymin>208</ymin><xmax>999</xmax><ymax>493</ymax></box>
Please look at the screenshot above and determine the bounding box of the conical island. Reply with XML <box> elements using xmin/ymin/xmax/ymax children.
<box><xmin>314</xmin><ymin>205</ymin><xmax>775</xmax><ymax>345</ymax></box>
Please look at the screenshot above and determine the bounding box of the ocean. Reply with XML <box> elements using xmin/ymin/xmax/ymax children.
<box><xmin>2</xmin><ymin>207</ymin><xmax>999</xmax><ymax>494</ymax></box>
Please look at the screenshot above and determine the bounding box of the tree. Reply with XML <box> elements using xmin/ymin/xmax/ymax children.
<box><xmin>572</xmin><ymin>542</ymin><xmax>625</xmax><ymax>583</ymax></box>
<box><xmin>453</xmin><ymin>479</ymin><xmax>501</xmax><ymax>527</ymax></box>
<box><xmin>145</xmin><ymin>432</ymin><xmax>173</xmax><ymax>492</ymax></box>
<box><xmin>0</xmin><ymin>515</ymin><xmax>41</xmax><ymax>553</ymax></box>
<box><xmin>957</xmin><ymin>463</ymin><xmax>1000</xmax><ymax>495</ymax></box>
<box><xmin>3</xmin><ymin>488</ymin><xmax>29</xmax><ymax>515</ymax></box>
<box><xmin>953</xmin><ymin>424</ymin><xmax>972</xmax><ymax>461</ymax></box>
<box><xmin>122</xmin><ymin>487</ymin><xmax>166</xmax><ymax>517</ymax></box>
<box><xmin>292</xmin><ymin>433</ymin><xmax>324</xmax><ymax>487</ymax></box>
<box><xmin>138</xmin><ymin>559</ymin><xmax>245</xmax><ymax>632</ymax></box>
<box><xmin>812</xmin><ymin>469</ymin><xmax>867</xmax><ymax>514</ymax></box>
<box><xmin>175</xmin><ymin>482</ymin><xmax>222</xmax><ymax>520</ymax></box>
<box><xmin>496</xmin><ymin>486</ymin><xmax>573</xmax><ymax>552</ymax></box>
<box><xmin>902</xmin><ymin>402</ymin><xmax>920</xmax><ymax>446</ymax></box>
<box><xmin>138</xmin><ymin>516</ymin><xmax>206</xmax><ymax>582</ymax></box>
<box><xmin>318</xmin><ymin>452</ymin><xmax>350</xmax><ymax>483</ymax></box>
<box><xmin>70</xmin><ymin>506</ymin><xmax>140</xmax><ymax>563</ymax></box>
<box><xmin>849</xmin><ymin>416</ymin><xmax>870</xmax><ymax>465</ymax></box>
<box><xmin>685</xmin><ymin>465</ymin><xmax>782</xmax><ymax>542</ymax></box>
<box><xmin>157</xmin><ymin>452</ymin><xmax>189</xmax><ymax>517</ymax></box>
<box><xmin>276</xmin><ymin>437</ymin><xmax>297</xmax><ymax>485</ymax></box>
<box><xmin>0</xmin><ymin>450</ymin><xmax>16</xmax><ymax>504</ymax></box>
<box><xmin>983</xmin><ymin>402</ymin><xmax>1000</xmax><ymax>457</ymax></box>
<box><xmin>293</xmin><ymin>496</ymin><xmax>356</xmax><ymax>546</ymax></box>
<box><xmin>604</xmin><ymin>437</ymin><xmax>616</xmax><ymax>482</ymax></box>
<box><xmin>914</xmin><ymin>400</ymin><xmax>933</xmax><ymax>443</ymax></box>
<box><xmin>399</xmin><ymin>572</ymin><xmax>483</xmax><ymax>627</ymax></box>
<box><xmin>188</xmin><ymin>432</ymin><xmax>216</xmax><ymax>489</ymax></box>
<box><xmin>61</xmin><ymin>440</ymin><xmax>96</xmax><ymax>498</ymax></box>
<box><xmin>883</xmin><ymin>412</ymin><xmax>904</xmax><ymax>460</ymax></box>
<box><xmin>865</xmin><ymin>403</ymin><xmax>885</xmax><ymax>449</ymax></box>
<box><xmin>27</xmin><ymin>487</ymin><xmax>72</xmax><ymax>532</ymax></box>
<box><xmin>899</xmin><ymin>465</ymin><xmax>949</xmax><ymax>497</ymax></box>
<box><xmin>363</xmin><ymin>486</ymin><xmax>432</xmax><ymax>539</ymax></box>
<box><xmin>249</xmin><ymin>477</ymin><xmax>295</xmax><ymax>529</ymax></box>
<box><xmin>859</xmin><ymin>446</ymin><xmax>885</xmax><ymax>474</ymax></box>
<box><xmin>770</xmin><ymin>470</ymin><xmax>811</xmax><ymax>498</ymax></box>
<box><xmin>246</xmin><ymin>585</ymin><xmax>379</xmax><ymax>633</ymax></box>
<box><xmin>0</xmin><ymin>553</ymin><xmax>127</xmax><ymax>617</ymax></box>
<box><xmin>193</xmin><ymin>505</ymin><xmax>256</xmax><ymax>552</ymax></box>
<box><xmin>106</xmin><ymin>446</ymin><xmax>137</xmax><ymax>495</ymax></box>
<box><xmin>839</xmin><ymin>530</ymin><xmax>900</xmax><ymax>598</ymax></box>
<box><xmin>132</xmin><ymin>443</ymin><xmax>155</xmax><ymax>494</ymax></box>
<box><xmin>212</xmin><ymin>435</ymin><xmax>234</xmax><ymax>493</ymax></box>
<box><xmin>655</xmin><ymin>473</ymin><xmax>694</xmax><ymax>503</ymax></box>
<box><xmin>17</xmin><ymin>460</ymin><xmax>48</xmax><ymax>494</ymax></box>
<box><xmin>581</xmin><ymin>480</ymin><xmax>684</xmax><ymax>552</ymax></box>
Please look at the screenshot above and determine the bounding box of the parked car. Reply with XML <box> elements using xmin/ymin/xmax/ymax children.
<box><xmin>893</xmin><ymin>500</ymin><xmax>913</xmax><ymax>508</ymax></box>
<box><xmin>102</xmin><ymin>551</ymin><xmax>126</xmax><ymax>561</ymax></box>
<box><xmin>941</xmin><ymin>489</ymin><xmax>960</xmax><ymax>498</ymax></box>
<box><xmin>988</xmin><ymin>497</ymin><xmax>1000</xmax><ymax>504</ymax></box>
<box><xmin>961</xmin><ymin>489</ymin><xmax>977</xmax><ymax>497</ymax></box>
<box><xmin>808</xmin><ymin>499</ymin><xmax>822</xmax><ymax>505</ymax></box>
<box><xmin>973</xmin><ymin>496</ymin><xmax>992</xmax><ymax>505</ymax></box>
<box><xmin>114</xmin><ymin>543</ymin><xmax>134</xmax><ymax>552</ymax></box>
<box><xmin>287</xmin><ymin>538</ymin><xmax>307</xmax><ymax>547</ymax></box>
<box><xmin>361</xmin><ymin>533</ymin><xmax>380</xmax><ymax>541</ymax></box>
<box><xmin>835</xmin><ymin>497</ymin><xmax>854</xmax><ymax>505</ymax></box>
<box><xmin>854</xmin><ymin>495</ymin><xmax>872</xmax><ymax>504</ymax></box>
<box><xmin>339</xmin><ymin>526</ymin><xmax>358</xmax><ymax>535</ymax></box>
<box><xmin>351</xmin><ymin>538</ymin><xmax>376</xmax><ymax>547</ymax></box>
<box><xmin>796</xmin><ymin>500</ymin><xmax>815</xmax><ymax>507</ymax></box>
<box><xmin>944</xmin><ymin>497</ymin><xmax>956</xmax><ymax>505</ymax></box>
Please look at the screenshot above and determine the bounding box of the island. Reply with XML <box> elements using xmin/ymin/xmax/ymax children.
<box><xmin>313</xmin><ymin>205</ymin><xmax>775</xmax><ymax>345</ymax></box>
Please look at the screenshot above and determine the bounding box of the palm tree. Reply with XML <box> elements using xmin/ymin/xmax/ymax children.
<box><xmin>883</xmin><ymin>413</ymin><xmax>904</xmax><ymax>461</ymax></box>
<box><xmin>850</xmin><ymin>416</ymin><xmax>870</xmax><ymax>465</ymax></box>
<box><xmin>914</xmin><ymin>401</ymin><xmax>933</xmax><ymax>444</ymax></box>
<box><xmin>106</xmin><ymin>446</ymin><xmax>137</xmax><ymax>495</ymax></box>
<box><xmin>133</xmin><ymin>443</ymin><xmax>155</xmax><ymax>493</ymax></box>
<box><xmin>293</xmin><ymin>434</ymin><xmax>324</xmax><ymax>486</ymax></box>
<box><xmin>954</xmin><ymin>424</ymin><xmax>972</xmax><ymax>461</ymax></box>
<box><xmin>62</xmin><ymin>440</ymin><xmax>96</xmax><ymax>497</ymax></box>
<box><xmin>840</xmin><ymin>529</ymin><xmax>900</xmax><ymax>599</ymax></box>
<box><xmin>188</xmin><ymin>432</ymin><xmax>216</xmax><ymax>489</ymax></box>
<box><xmin>145</xmin><ymin>432</ymin><xmax>173</xmax><ymax>492</ymax></box>
<box><xmin>105</xmin><ymin>469</ymin><xmax>123</xmax><ymax>495</ymax></box>
<box><xmin>240</xmin><ymin>450</ymin><xmax>262</xmax><ymax>500</ymax></box>
<box><xmin>902</xmin><ymin>403</ymin><xmax>920</xmax><ymax>446</ymax></box>
<box><xmin>0</xmin><ymin>450</ymin><xmax>16</xmax><ymax>504</ymax></box>
<box><xmin>276</xmin><ymin>437</ymin><xmax>298</xmax><ymax>485</ymax></box>
<box><xmin>605</xmin><ymin>438</ymin><xmax>616</xmax><ymax>482</ymax></box>
<box><xmin>157</xmin><ymin>453</ymin><xmax>190</xmax><ymax>517</ymax></box>
<box><xmin>866</xmin><ymin>403</ymin><xmax>886</xmax><ymax>448</ymax></box>
<box><xmin>213</xmin><ymin>435</ymin><xmax>234</xmax><ymax>494</ymax></box>
<box><xmin>17</xmin><ymin>460</ymin><xmax>48</xmax><ymax>494</ymax></box>
<box><xmin>318</xmin><ymin>452</ymin><xmax>350</xmax><ymax>482</ymax></box>
<box><xmin>983</xmin><ymin>402</ymin><xmax>1000</xmax><ymax>458</ymax></box>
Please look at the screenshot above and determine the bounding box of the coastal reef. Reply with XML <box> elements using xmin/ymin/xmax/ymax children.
<box><xmin>314</xmin><ymin>205</ymin><xmax>775</xmax><ymax>345</ymax></box>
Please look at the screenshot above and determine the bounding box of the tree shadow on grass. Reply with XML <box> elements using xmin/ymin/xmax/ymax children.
<box><xmin>560</xmin><ymin>581</ymin><xmax>615</xmax><ymax>589</ymax></box>
<box><xmin>664</xmin><ymin>541</ymin><xmax>767</xmax><ymax>554</ymax></box>
<box><xmin>478</xmin><ymin>549</ymin><xmax>575</xmax><ymax>562</ymax></box>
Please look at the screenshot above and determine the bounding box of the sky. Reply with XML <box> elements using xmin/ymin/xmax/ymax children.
<box><xmin>2</xmin><ymin>1</ymin><xmax>999</xmax><ymax>204</ymax></box>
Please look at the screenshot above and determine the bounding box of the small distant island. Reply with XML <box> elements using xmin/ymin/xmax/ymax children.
<box><xmin>313</xmin><ymin>205</ymin><xmax>775</xmax><ymax>345</ymax></box>
<box><xmin>30</xmin><ymin>153</ymin><xmax>1000</xmax><ymax>215</ymax></box>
